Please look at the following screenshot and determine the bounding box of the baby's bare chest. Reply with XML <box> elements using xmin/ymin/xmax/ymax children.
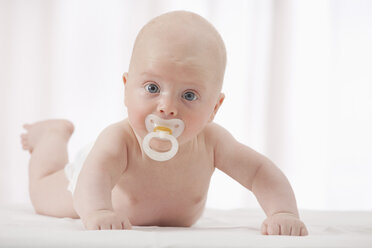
<box><xmin>117</xmin><ymin>158</ymin><xmax>214</xmax><ymax>203</ymax></box>
<box><xmin>112</xmin><ymin>153</ymin><xmax>215</xmax><ymax>225</ymax></box>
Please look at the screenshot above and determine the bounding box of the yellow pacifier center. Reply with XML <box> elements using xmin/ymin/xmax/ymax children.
<box><xmin>153</xmin><ymin>126</ymin><xmax>172</xmax><ymax>135</ymax></box>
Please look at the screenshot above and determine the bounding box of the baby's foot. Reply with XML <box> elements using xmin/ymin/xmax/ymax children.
<box><xmin>21</xmin><ymin>119</ymin><xmax>74</xmax><ymax>153</ymax></box>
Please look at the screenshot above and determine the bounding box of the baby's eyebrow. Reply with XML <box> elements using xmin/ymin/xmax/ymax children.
<box><xmin>182</xmin><ymin>82</ymin><xmax>206</xmax><ymax>91</ymax></box>
<box><xmin>140</xmin><ymin>71</ymin><xmax>207</xmax><ymax>91</ymax></box>
<box><xmin>140</xmin><ymin>71</ymin><xmax>160</xmax><ymax>79</ymax></box>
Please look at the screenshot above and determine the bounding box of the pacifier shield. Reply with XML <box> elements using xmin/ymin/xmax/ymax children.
<box><xmin>142</xmin><ymin>115</ymin><xmax>184</xmax><ymax>162</ymax></box>
<box><xmin>142</xmin><ymin>131</ymin><xmax>179</xmax><ymax>161</ymax></box>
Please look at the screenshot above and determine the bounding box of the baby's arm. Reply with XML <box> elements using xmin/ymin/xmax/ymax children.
<box><xmin>73</xmin><ymin>124</ymin><xmax>131</xmax><ymax>230</ymax></box>
<box><xmin>208</xmin><ymin>123</ymin><xmax>308</xmax><ymax>236</ymax></box>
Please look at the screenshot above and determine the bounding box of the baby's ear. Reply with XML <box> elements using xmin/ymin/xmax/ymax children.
<box><xmin>122</xmin><ymin>72</ymin><xmax>128</xmax><ymax>85</ymax></box>
<box><xmin>123</xmin><ymin>72</ymin><xmax>128</xmax><ymax>107</ymax></box>
<box><xmin>208</xmin><ymin>93</ymin><xmax>225</xmax><ymax>122</ymax></box>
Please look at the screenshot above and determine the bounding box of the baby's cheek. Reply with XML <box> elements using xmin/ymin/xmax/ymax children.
<box><xmin>181</xmin><ymin>121</ymin><xmax>203</xmax><ymax>140</ymax></box>
<box><xmin>127</xmin><ymin>110</ymin><xmax>145</xmax><ymax>131</ymax></box>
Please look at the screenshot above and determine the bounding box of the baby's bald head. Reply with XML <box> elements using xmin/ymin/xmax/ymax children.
<box><xmin>128</xmin><ymin>11</ymin><xmax>226</xmax><ymax>91</ymax></box>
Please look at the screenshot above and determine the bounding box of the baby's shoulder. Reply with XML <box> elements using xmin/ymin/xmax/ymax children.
<box><xmin>202</xmin><ymin>122</ymin><xmax>234</xmax><ymax>147</ymax></box>
<box><xmin>96</xmin><ymin>119</ymin><xmax>135</xmax><ymax>152</ymax></box>
<box><xmin>203</xmin><ymin>122</ymin><xmax>246</xmax><ymax>165</ymax></box>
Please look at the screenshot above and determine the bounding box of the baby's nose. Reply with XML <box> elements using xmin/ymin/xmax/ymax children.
<box><xmin>157</xmin><ymin>97</ymin><xmax>177</xmax><ymax>117</ymax></box>
<box><xmin>159</xmin><ymin>109</ymin><xmax>176</xmax><ymax>116</ymax></box>
<box><xmin>158</xmin><ymin>106</ymin><xmax>177</xmax><ymax>117</ymax></box>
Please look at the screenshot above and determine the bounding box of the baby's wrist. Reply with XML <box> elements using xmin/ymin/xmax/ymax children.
<box><xmin>84</xmin><ymin>208</ymin><xmax>114</xmax><ymax>216</ymax></box>
<box><xmin>270</xmin><ymin>211</ymin><xmax>299</xmax><ymax>219</ymax></box>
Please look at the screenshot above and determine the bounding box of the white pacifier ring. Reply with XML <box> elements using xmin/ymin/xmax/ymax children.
<box><xmin>142</xmin><ymin>131</ymin><xmax>179</xmax><ymax>162</ymax></box>
<box><xmin>142</xmin><ymin>114</ymin><xmax>184</xmax><ymax>162</ymax></box>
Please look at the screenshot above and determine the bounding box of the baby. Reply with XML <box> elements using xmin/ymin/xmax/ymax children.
<box><xmin>21</xmin><ymin>11</ymin><xmax>308</xmax><ymax>236</ymax></box>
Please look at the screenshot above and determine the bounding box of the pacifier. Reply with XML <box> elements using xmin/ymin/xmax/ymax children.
<box><xmin>142</xmin><ymin>114</ymin><xmax>184</xmax><ymax>162</ymax></box>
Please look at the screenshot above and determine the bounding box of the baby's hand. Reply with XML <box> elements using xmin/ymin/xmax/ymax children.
<box><xmin>82</xmin><ymin>209</ymin><xmax>132</xmax><ymax>230</ymax></box>
<box><xmin>261</xmin><ymin>212</ymin><xmax>308</xmax><ymax>236</ymax></box>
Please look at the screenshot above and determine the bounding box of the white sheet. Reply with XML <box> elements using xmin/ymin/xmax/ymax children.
<box><xmin>1</xmin><ymin>204</ymin><xmax>371</xmax><ymax>247</ymax></box>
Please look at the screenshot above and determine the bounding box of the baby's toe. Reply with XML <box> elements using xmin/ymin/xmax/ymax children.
<box><xmin>20</xmin><ymin>137</ymin><xmax>30</xmax><ymax>150</ymax></box>
<box><xmin>23</xmin><ymin>124</ymin><xmax>32</xmax><ymax>130</ymax></box>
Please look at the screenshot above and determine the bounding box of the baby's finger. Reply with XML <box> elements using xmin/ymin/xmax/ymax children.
<box><xmin>100</xmin><ymin>223</ymin><xmax>112</xmax><ymax>230</ymax></box>
<box><xmin>261</xmin><ymin>223</ymin><xmax>268</xmax><ymax>235</ymax></box>
<box><xmin>280</xmin><ymin>224</ymin><xmax>291</xmax><ymax>235</ymax></box>
<box><xmin>267</xmin><ymin>224</ymin><xmax>280</xmax><ymax>235</ymax></box>
<box><xmin>86</xmin><ymin>223</ymin><xmax>99</xmax><ymax>230</ymax></box>
<box><xmin>300</xmin><ymin>226</ymin><xmax>309</xmax><ymax>236</ymax></box>
<box><xmin>123</xmin><ymin>219</ymin><xmax>132</xmax><ymax>229</ymax></box>
<box><xmin>111</xmin><ymin>222</ymin><xmax>123</xmax><ymax>230</ymax></box>
<box><xmin>291</xmin><ymin>225</ymin><xmax>301</xmax><ymax>236</ymax></box>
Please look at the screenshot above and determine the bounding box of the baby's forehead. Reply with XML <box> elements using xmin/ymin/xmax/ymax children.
<box><xmin>132</xmin><ymin>12</ymin><xmax>225</xmax><ymax>70</ymax></box>
<box><xmin>129</xmin><ymin>11</ymin><xmax>226</xmax><ymax>91</ymax></box>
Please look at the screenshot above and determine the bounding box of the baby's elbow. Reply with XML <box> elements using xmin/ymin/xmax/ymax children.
<box><xmin>250</xmin><ymin>161</ymin><xmax>271</xmax><ymax>190</ymax></box>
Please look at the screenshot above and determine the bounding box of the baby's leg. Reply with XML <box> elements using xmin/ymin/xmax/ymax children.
<box><xmin>21</xmin><ymin>119</ymin><xmax>79</xmax><ymax>218</ymax></box>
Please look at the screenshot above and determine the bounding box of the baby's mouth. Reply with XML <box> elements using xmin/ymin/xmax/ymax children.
<box><xmin>142</xmin><ymin>114</ymin><xmax>185</xmax><ymax>162</ymax></box>
<box><xmin>145</xmin><ymin>114</ymin><xmax>184</xmax><ymax>138</ymax></box>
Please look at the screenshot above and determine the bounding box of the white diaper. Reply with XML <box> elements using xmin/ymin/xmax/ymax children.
<box><xmin>64</xmin><ymin>142</ymin><xmax>94</xmax><ymax>194</ymax></box>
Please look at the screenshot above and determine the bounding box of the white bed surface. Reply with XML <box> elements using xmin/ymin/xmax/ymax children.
<box><xmin>1</xmin><ymin>204</ymin><xmax>371</xmax><ymax>248</ymax></box>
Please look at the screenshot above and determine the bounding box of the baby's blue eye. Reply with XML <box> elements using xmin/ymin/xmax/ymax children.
<box><xmin>145</xmin><ymin>83</ymin><xmax>160</xmax><ymax>93</ymax></box>
<box><xmin>183</xmin><ymin>91</ymin><xmax>197</xmax><ymax>101</ymax></box>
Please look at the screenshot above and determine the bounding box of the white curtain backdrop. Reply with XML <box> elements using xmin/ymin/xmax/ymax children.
<box><xmin>1</xmin><ymin>0</ymin><xmax>371</xmax><ymax>211</ymax></box>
